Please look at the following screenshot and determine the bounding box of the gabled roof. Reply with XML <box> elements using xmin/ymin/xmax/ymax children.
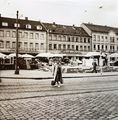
<box><xmin>83</xmin><ymin>23</ymin><xmax>118</xmax><ymax>35</ymax></box>
<box><xmin>43</xmin><ymin>22</ymin><xmax>91</xmax><ymax>37</ymax></box>
<box><xmin>0</xmin><ymin>17</ymin><xmax>46</xmax><ymax>31</ymax></box>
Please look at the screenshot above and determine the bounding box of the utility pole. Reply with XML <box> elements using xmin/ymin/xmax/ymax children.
<box><xmin>15</xmin><ymin>10</ymin><xmax>19</xmax><ymax>74</ymax></box>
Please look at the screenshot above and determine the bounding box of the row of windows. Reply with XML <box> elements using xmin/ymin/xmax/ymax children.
<box><xmin>0</xmin><ymin>41</ymin><xmax>45</xmax><ymax>50</ymax></box>
<box><xmin>2</xmin><ymin>22</ymin><xmax>43</xmax><ymax>30</ymax></box>
<box><xmin>49</xmin><ymin>44</ymin><xmax>90</xmax><ymax>51</ymax></box>
<box><xmin>49</xmin><ymin>34</ymin><xmax>90</xmax><ymax>43</ymax></box>
<box><xmin>93</xmin><ymin>35</ymin><xmax>118</xmax><ymax>42</ymax></box>
<box><xmin>0</xmin><ymin>30</ymin><xmax>44</xmax><ymax>40</ymax></box>
<box><xmin>93</xmin><ymin>44</ymin><xmax>118</xmax><ymax>51</ymax></box>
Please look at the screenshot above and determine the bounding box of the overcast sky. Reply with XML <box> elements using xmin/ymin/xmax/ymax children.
<box><xmin>0</xmin><ymin>0</ymin><xmax>118</xmax><ymax>27</ymax></box>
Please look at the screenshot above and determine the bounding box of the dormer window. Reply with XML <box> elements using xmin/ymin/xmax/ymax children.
<box><xmin>26</xmin><ymin>24</ymin><xmax>31</xmax><ymax>29</ymax></box>
<box><xmin>14</xmin><ymin>23</ymin><xmax>20</xmax><ymax>27</ymax></box>
<box><xmin>2</xmin><ymin>22</ymin><xmax>8</xmax><ymax>26</ymax></box>
<box><xmin>36</xmin><ymin>25</ymin><xmax>42</xmax><ymax>30</ymax></box>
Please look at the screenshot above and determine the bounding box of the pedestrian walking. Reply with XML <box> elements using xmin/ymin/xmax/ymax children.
<box><xmin>52</xmin><ymin>60</ymin><xmax>63</xmax><ymax>87</ymax></box>
<box><xmin>92</xmin><ymin>59</ymin><xmax>97</xmax><ymax>73</ymax></box>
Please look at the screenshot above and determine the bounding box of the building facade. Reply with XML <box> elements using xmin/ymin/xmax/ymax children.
<box><xmin>81</xmin><ymin>23</ymin><xmax>118</xmax><ymax>53</ymax></box>
<box><xmin>0</xmin><ymin>16</ymin><xmax>47</xmax><ymax>55</ymax></box>
<box><xmin>44</xmin><ymin>22</ymin><xmax>91</xmax><ymax>58</ymax></box>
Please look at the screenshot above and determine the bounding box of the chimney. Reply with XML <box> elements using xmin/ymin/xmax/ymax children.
<box><xmin>25</xmin><ymin>17</ymin><xmax>28</xmax><ymax>20</ymax></box>
<box><xmin>53</xmin><ymin>22</ymin><xmax>55</xmax><ymax>25</ymax></box>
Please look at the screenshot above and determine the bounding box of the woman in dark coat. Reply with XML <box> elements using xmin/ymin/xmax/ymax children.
<box><xmin>53</xmin><ymin>60</ymin><xmax>63</xmax><ymax>87</ymax></box>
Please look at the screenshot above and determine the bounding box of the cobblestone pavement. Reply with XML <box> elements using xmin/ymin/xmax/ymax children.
<box><xmin>1</xmin><ymin>92</ymin><xmax>118</xmax><ymax>120</ymax></box>
<box><xmin>1</xmin><ymin>76</ymin><xmax>118</xmax><ymax>120</ymax></box>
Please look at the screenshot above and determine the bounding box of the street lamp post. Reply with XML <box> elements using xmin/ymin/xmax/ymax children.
<box><xmin>100</xmin><ymin>50</ymin><xmax>102</xmax><ymax>75</ymax></box>
<box><xmin>15</xmin><ymin>10</ymin><xmax>19</xmax><ymax>74</ymax></box>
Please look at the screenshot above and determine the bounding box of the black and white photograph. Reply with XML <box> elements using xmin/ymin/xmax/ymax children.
<box><xmin>0</xmin><ymin>0</ymin><xmax>118</xmax><ymax>119</ymax></box>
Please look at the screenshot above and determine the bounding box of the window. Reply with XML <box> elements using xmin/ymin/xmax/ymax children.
<box><xmin>35</xmin><ymin>43</ymin><xmax>39</xmax><ymax>50</ymax></box>
<box><xmin>24</xmin><ymin>32</ymin><xmax>28</xmax><ymax>38</ymax></box>
<box><xmin>0</xmin><ymin>40</ymin><xmax>4</xmax><ymax>48</ymax></box>
<box><xmin>30</xmin><ymin>33</ymin><xmax>33</xmax><ymax>39</ymax></box>
<box><xmin>72</xmin><ymin>37</ymin><xmax>74</xmax><ymax>42</ymax></box>
<box><xmin>105</xmin><ymin>45</ymin><xmax>107</xmax><ymax>50</ymax></box>
<box><xmin>0</xmin><ymin>30</ymin><xmax>4</xmax><ymax>37</ymax></box>
<box><xmin>24</xmin><ymin>42</ymin><xmax>28</xmax><ymax>49</ymax></box>
<box><xmin>12</xmin><ymin>42</ymin><xmax>16</xmax><ymax>49</ymax></box>
<box><xmin>76</xmin><ymin>45</ymin><xmax>78</xmax><ymax>50</ymax></box>
<box><xmin>2</xmin><ymin>22</ymin><xmax>8</xmax><ymax>26</ymax></box>
<box><xmin>6</xmin><ymin>31</ymin><xmax>10</xmax><ymax>37</ymax></box>
<box><xmin>35</xmin><ymin>33</ymin><xmax>39</xmax><ymax>39</ymax></box>
<box><xmin>12</xmin><ymin>31</ymin><xmax>16</xmax><ymax>38</ymax></box>
<box><xmin>36</xmin><ymin>25</ymin><xmax>42</xmax><ymax>30</ymax></box>
<box><xmin>84</xmin><ymin>38</ymin><xmax>86</xmax><ymax>43</ymax></box>
<box><xmin>19</xmin><ymin>32</ymin><xmax>22</xmax><ymax>38</ymax></box>
<box><xmin>84</xmin><ymin>46</ymin><xmax>86</xmax><ymax>51</ymax></box>
<box><xmin>40</xmin><ymin>34</ymin><xmax>44</xmax><ymax>40</ymax></box>
<box><xmin>68</xmin><ymin>37</ymin><xmax>70</xmax><ymax>42</ymax></box>
<box><xmin>80</xmin><ymin>46</ymin><xmax>83</xmax><ymax>50</ymax></box>
<box><xmin>58</xmin><ymin>44</ymin><xmax>61</xmax><ymax>50</ymax></box>
<box><xmin>101</xmin><ymin>36</ymin><xmax>104</xmax><ymax>39</ymax></box>
<box><xmin>113</xmin><ymin>46</ymin><xmax>115</xmax><ymax>51</ymax></box>
<box><xmin>93</xmin><ymin>35</ymin><xmax>96</xmax><ymax>41</ymax></box>
<box><xmin>53</xmin><ymin>35</ymin><xmax>57</xmax><ymax>40</ymax></box>
<box><xmin>14</xmin><ymin>23</ymin><xmax>20</xmax><ymax>27</ymax></box>
<box><xmin>26</xmin><ymin>24</ymin><xmax>31</xmax><ymax>29</ymax></box>
<box><xmin>63</xmin><ymin>36</ymin><xmax>66</xmax><ymax>41</ymax></box>
<box><xmin>110</xmin><ymin>37</ymin><xmax>115</xmax><ymax>42</ymax></box>
<box><xmin>54</xmin><ymin>44</ymin><xmax>57</xmax><ymax>49</ymax></box>
<box><xmin>88</xmin><ymin>38</ymin><xmax>90</xmax><ymax>43</ymax></box>
<box><xmin>94</xmin><ymin>45</ymin><xmax>96</xmax><ymax>50</ymax></box>
<box><xmin>18</xmin><ymin>42</ymin><xmax>22</xmax><ymax>49</ymax></box>
<box><xmin>88</xmin><ymin>46</ymin><xmax>90</xmax><ymax>51</ymax></box>
<box><xmin>72</xmin><ymin>45</ymin><xmax>74</xmax><ymax>50</ymax></box>
<box><xmin>6</xmin><ymin>41</ymin><xmax>10</xmax><ymax>48</ymax></box>
<box><xmin>80</xmin><ymin>37</ymin><xmax>82</xmax><ymax>43</ymax></box>
<box><xmin>102</xmin><ymin>45</ymin><xmax>104</xmax><ymax>50</ymax></box>
<box><xmin>30</xmin><ymin>43</ymin><xmax>33</xmax><ymax>49</ymax></box>
<box><xmin>63</xmin><ymin>44</ymin><xmax>66</xmax><ymax>49</ymax></box>
<box><xmin>41</xmin><ymin>43</ymin><xmax>44</xmax><ymax>50</ymax></box>
<box><xmin>98</xmin><ymin>45</ymin><xmax>100</xmax><ymax>50</ymax></box>
<box><xmin>76</xmin><ymin>37</ymin><xmax>78</xmax><ymax>42</ymax></box>
<box><xmin>98</xmin><ymin>35</ymin><xmax>100</xmax><ymax>41</ymax></box>
<box><xmin>67</xmin><ymin>45</ymin><xmax>70</xmax><ymax>49</ymax></box>
<box><xmin>49</xmin><ymin>44</ymin><xmax>52</xmax><ymax>50</ymax></box>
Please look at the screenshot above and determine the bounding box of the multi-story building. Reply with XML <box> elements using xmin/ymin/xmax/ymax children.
<box><xmin>81</xmin><ymin>23</ymin><xmax>118</xmax><ymax>53</ymax></box>
<box><xmin>44</xmin><ymin>22</ymin><xmax>91</xmax><ymax>58</ymax></box>
<box><xmin>0</xmin><ymin>15</ymin><xmax>47</xmax><ymax>55</ymax></box>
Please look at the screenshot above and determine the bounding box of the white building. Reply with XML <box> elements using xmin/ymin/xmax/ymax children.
<box><xmin>81</xmin><ymin>23</ymin><xmax>118</xmax><ymax>53</ymax></box>
<box><xmin>0</xmin><ymin>15</ymin><xmax>47</xmax><ymax>55</ymax></box>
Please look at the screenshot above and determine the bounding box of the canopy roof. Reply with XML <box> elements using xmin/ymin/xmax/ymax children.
<box><xmin>8</xmin><ymin>53</ymin><xmax>22</xmax><ymax>57</ymax></box>
<box><xmin>85</xmin><ymin>52</ymin><xmax>105</xmax><ymax>57</ymax></box>
<box><xmin>36</xmin><ymin>53</ymin><xmax>53</xmax><ymax>58</ymax></box>
<box><xmin>22</xmin><ymin>54</ymin><xmax>34</xmax><ymax>58</ymax></box>
<box><xmin>0</xmin><ymin>53</ymin><xmax>6</xmax><ymax>58</ymax></box>
<box><xmin>36</xmin><ymin>53</ymin><xmax>65</xmax><ymax>58</ymax></box>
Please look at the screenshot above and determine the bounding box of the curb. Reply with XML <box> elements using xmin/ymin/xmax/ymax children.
<box><xmin>0</xmin><ymin>73</ymin><xmax>118</xmax><ymax>80</ymax></box>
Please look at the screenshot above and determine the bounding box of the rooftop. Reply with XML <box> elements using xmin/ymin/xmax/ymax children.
<box><xmin>43</xmin><ymin>22</ymin><xmax>91</xmax><ymax>37</ymax></box>
<box><xmin>83</xmin><ymin>23</ymin><xmax>118</xmax><ymax>35</ymax></box>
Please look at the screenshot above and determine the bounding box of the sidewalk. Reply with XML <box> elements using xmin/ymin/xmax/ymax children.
<box><xmin>0</xmin><ymin>69</ymin><xmax>118</xmax><ymax>79</ymax></box>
